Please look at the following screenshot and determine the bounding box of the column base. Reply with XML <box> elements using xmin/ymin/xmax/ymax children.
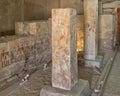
<box><xmin>85</xmin><ymin>55</ymin><xmax>104</xmax><ymax>68</ymax></box>
<box><xmin>40</xmin><ymin>79</ymin><xmax>91</xmax><ymax>96</ymax></box>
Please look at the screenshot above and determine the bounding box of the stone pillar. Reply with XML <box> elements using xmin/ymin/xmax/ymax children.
<box><xmin>84</xmin><ymin>0</ymin><xmax>98</xmax><ymax>60</ymax></box>
<box><xmin>40</xmin><ymin>8</ymin><xmax>91</xmax><ymax>96</ymax></box>
<box><xmin>99</xmin><ymin>1</ymin><xmax>102</xmax><ymax>14</ymax></box>
<box><xmin>52</xmin><ymin>8</ymin><xmax>78</xmax><ymax>90</ymax></box>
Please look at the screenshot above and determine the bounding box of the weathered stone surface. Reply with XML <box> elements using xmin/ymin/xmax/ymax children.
<box><xmin>6</xmin><ymin>75</ymin><xmax>18</xmax><ymax>83</ymax></box>
<box><xmin>84</xmin><ymin>0</ymin><xmax>98</xmax><ymax>60</ymax></box>
<box><xmin>99</xmin><ymin>1</ymin><xmax>103</xmax><ymax>14</ymax></box>
<box><xmin>0</xmin><ymin>35</ymin><xmax>36</xmax><ymax>82</ymax></box>
<box><xmin>15</xmin><ymin>22</ymin><xmax>24</xmax><ymax>35</ymax></box>
<box><xmin>20</xmin><ymin>35</ymin><xmax>36</xmax><ymax>70</ymax></box>
<box><xmin>15</xmin><ymin>20</ymin><xmax>52</xmax><ymax>65</ymax></box>
<box><xmin>0</xmin><ymin>0</ymin><xmax>24</xmax><ymax>36</ymax></box>
<box><xmin>8</xmin><ymin>36</ymin><xmax>25</xmax><ymax>66</ymax></box>
<box><xmin>99</xmin><ymin>14</ymin><xmax>115</xmax><ymax>50</ymax></box>
<box><xmin>76</xmin><ymin>15</ymin><xmax>84</xmax><ymax>51</ymax></box>
<box><xmin>15</xmin><ymin>21</ymin><xmax>37</xmax><ymax>35</ymax></box>
<box><xmin>0</xmin><ymin>67</ymin><xmax>11</xmax><ymax>81</ymax></box>
<box><xmin>85</xmin><ymin>55</ymin><xmax>104</xmax><ymax>68</ymax></box>
<box><xmin>0</xmin><ymin>19</ymin><xmax>52</xmax><ymax>82</ymax></box>
<box><xmin>40</xmin><ymin>79</ymin><xmax>91</xmax><ymax>96</ymax></box>
<box><xmin>52</xmin><ymin>8</ymin><xmax>78</xmax><ymax>90</ymax></box>
<box><xmin>0</xmin><ymin>41</ymin><xmax>9</xmax><ymax>69</ymax></box>
<box><xmin>103</xmin><ymin>1</ymin><xmax>120</xmax><ymax>9</ymax></box>
<box><xmin>60</xmin><ymin>0</ymin><xmax>83</xmax><ymax>14</ymax></box>
<box><xmin>0</xmin><ymin>62</ymin><xmax>24</xmax><ymax>82</ymax></box>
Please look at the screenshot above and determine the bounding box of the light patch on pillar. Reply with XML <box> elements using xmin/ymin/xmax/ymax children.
<box><xmin>76</xmin><ymin>15</ymin><xmax>84</xmax><ymax>52</ymax></box>
<box><xmin>77</xmin><ymin>31</ymin><xmax>84</xmax><ymax>51</ymax></box>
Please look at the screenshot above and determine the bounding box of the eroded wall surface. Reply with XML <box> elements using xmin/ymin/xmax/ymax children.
<box><xmin>24</xmin><ymin>0</ymin><xmax>83</xmax><ymax>20</ymax></box>
<box><xmin>0</xmin><ymin>20</ymin><xmax>52</xmax><ymax>83</ymax></box>
<box><xmin>99</xmin><ymin>14</ymin><xmax>116</xmax><ymax>50</ymax></box>
<box><xmin>0</xmin><ymin>0</ymin><xmax>24</xmax><ymax>36</ymax></box>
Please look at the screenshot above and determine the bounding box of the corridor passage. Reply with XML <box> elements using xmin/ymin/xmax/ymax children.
<box><xmin>103</xmin><ymin>51</ymin><xmax>120</xmax><ymax>96</ymax></box>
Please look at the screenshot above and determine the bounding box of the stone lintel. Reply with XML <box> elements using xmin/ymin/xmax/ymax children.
<box><xmin>40</xmin><ymin>79</ymin><xmax>91</xmax><ymax>96</ymax></box>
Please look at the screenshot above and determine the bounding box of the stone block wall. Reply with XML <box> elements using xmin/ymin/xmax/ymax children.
<box><xmin>24</xmin><ymin>0</ymin><xmax>83</xmax><ymax>20</ymax></box>
<box><xmin>0</xmin><ymin>35</ymin><xmax>36</xmax><ymax>82</ymax></box>
<box><xmin>0</xmin><ymin>20</ymin><xmax>52</xmax><ymax>82</ymax></box>
<box><xmin>99</xmin><ymin>14</ymin><xmax>116</xmax><ymax>50</ymax></box>
<box><xmin>15</xmin><ymin>20</ymin><xmax>52</xmax><ymax>64</ymax></box>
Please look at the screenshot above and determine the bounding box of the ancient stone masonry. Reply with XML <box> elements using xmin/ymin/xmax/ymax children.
<box><xmin>99</xmin><ymin>14</ymin><xmax>116</xmax><ymax>50</ymax></box>
<box><xmin>40</xmin><ymin>8</ymin><xmax>90</xmax><ymax>96</ymax></box>
<box><xmin>0</xmin><ymin>20</ymin><xmax>52</xmax><ymax>82</ymax></box>
<box><xmin>15</xmin><ymin>20</ymin><xmax>52</xmax><ymax>64</ymax></box>
<box><xmin>52</xmin><ymin>8</ymin><xmax>78</xmax><ymax>90</ymax></box>
<box><xmin>84</xmin><ymin>0</ymin><xmax>98</xmax><ymax>60</ymax></box>
<box><xmin>0</xmin><ymin>42</ymin><xmax>9</xmax><ymax>68</ymax></box>
<box><xmin>0</xmin><ymin>35</ymin><xmax>36</xmax><ymax>82</ymax></box>
<box><xmin>84</xmin><ymin>0</ymin><xmax>104</xmax><ymax>68</ymax></box>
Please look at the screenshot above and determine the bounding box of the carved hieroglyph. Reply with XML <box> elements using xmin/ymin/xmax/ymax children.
<box><xmin>52</xmin><ymin>8</ymin><xmax>78</xmax><ymax>90</ymax></box>
<box><xmin>84</xmin><ymin>0</ymin><xmax>98</xmax><ymax>60</ymax></box>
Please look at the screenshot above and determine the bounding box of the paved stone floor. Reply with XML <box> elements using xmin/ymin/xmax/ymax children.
<box><xmin>103</xmin><ymin>51</ymin><xmax>120</xmax><ymax>96</ymax></box>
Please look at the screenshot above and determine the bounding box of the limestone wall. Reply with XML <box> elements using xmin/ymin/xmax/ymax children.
<box><xmin>0</xmin><ymin>35</ymin><xmax>35</xmax><ymax>82</ymax></box>
<box><xmin>0</xmin><ymin>20</ymin><xmax>52</xmax><ymax>83</ymax></box>
<box><xmin>99</xmin><ymin>14</ymin><xmax>116</xmax><ymax>50</ymax></box>
<box><xmin>24</xmin><ymin>0</ymin><xmax>83</xmax><ymax>20</ymax></box>
<box><xmin>15</xmin><ymin>20</ymin><xmax>52</xmax><ymax>64</ymax></box>
<box><xmin>0</xmin><ymin>0</ymin><xmax>24</xmax><ymax>36</ymax></box>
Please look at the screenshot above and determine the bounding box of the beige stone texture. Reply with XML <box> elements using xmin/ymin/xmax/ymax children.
<box><xmin>99</xmin><ymin>1</ymin><xmax>103</xmax><ymax>14</ymax></box>
<box><xmin>52</xmin><ymin>8</ymin><xmax>78</xmax><ymax>90</ymax></box>
<box><xmin>103</xmin><ymin>1</ymin><xmax>120</xmax><ymax>8</ymax></box>
<box><xmin>15</xmin><ymin>20</ymin><xmax>52</xmax><ymax>64</ymax></box>
<box><xmin>8</xmin><ymin>36</ymin><xmax>25</xmax><ymax>65</ymax></box>
<box><xmin>84</xmin><ymin>0</ymin><xmax>98</xmax><ymax>60</ymax></box>
<box><xmin>99</xmin><ymin>14</ymin><xmax>115</xmax><ymax>50</ymax></box>
<box><xmin>60</xmin><ymin>0</ymin><xmax>83</xmax><ymax>14</ymax></box>
<box><xmin>0</xmin><ymin>41</ymin><xmax>9</xmax><ymax>69</ymax></box>
<box><xmin>0</xmin><ymin>35</ymin><xmax>36</xmax><ymax>82</ymax></box>
<box><xmin>40</xmin><ymin>79</ymin><xmax>91</xmax><ymax>96</ymax></box>
<box><xmin>15</xmin><ymin>22</ymin><xmax>24</xmax><ymax>35</ymax></box>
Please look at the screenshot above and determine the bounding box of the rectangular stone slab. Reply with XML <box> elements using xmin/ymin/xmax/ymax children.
<box><xmin>52</xmin><ymin>8</ymin><xmax>78</xmax><ymax>90</ymax></box>
<box><xmin>84</xmin><ymin>0</ymin><xmax>98</xmax><ymax>60</ymax></box>
<box><xmin>40</xmin><ymin>79</ymin><xmax>91</xmax><ymax>96</ymax></box>
<box><xmin>99</xmin><ymin>14</ymin><xmax>115</xmax><ymax>50</ymax></box>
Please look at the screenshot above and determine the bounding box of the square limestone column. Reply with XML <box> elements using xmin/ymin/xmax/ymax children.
<box><xmin>84</xmin><ymin>0</ymin><xmax>98</xmax><ymax>60</ymax></box>
<box><xmin>84</xmin><ymin>0</ymin><xmax>103</xmax><ymax>68</ymax></box>
<box><xmin>52</xmin><ymin>8</ymin><xmax>78</xmax><ymax>90</ymax></box>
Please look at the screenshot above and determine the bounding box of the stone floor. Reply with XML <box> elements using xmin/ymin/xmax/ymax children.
<box><xmin>0</xmin><ymin>50</ymin><xmax>115</xmax><ymax>96</ymax></box>
<box><xmin>103</xmin><ymin>51</ymin><xmax>120</xmax><ymax>96</ymax></box>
